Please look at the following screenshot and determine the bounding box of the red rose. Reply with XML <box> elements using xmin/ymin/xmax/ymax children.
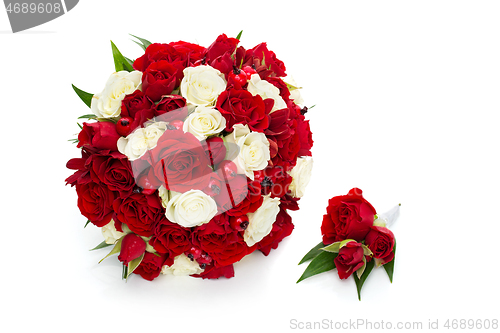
<box><xmin>192</xmin><ymin>215</ymin><xmax>250</xmax><ymax>267</ymax></box>
<box><xmin>192</xmin><ymin>263</ymin><xmax>235</xmax><ymax>280</ymax></box>
<box><xmin>133</xmin><ymin>252</ymin><xmax>169</xmax><ymax>281</ymax></box>
<box><xmin>66</xmin><ymin>147</ymin><xmax>93</xmax><ymax>186</ymax></box>
<box><xmin>122</xmin><ymin>90</ymin><xmax>154</xmax><ymax>117</ymax></box>
<box><xmin>155</xmin><ymin>95</ymin><xmax>186</xmax><ymax>117</ymax></box>
<box><xmin>204</xmin><ymin>33</ymin><xmax>239</xmax><ymax>64</ymax></box>
<box><xmin>216</xmin><ymin>88</ymin><xmax>269</xmax><ymax>132</ymax></box>
<box><xmin>142</xmin><ymin>60</ymin><xmax>179</xmax><ymax>102</ymax></box>
<box><xmin>296</xmin><ymin>117</ymin><xmax>313</xmax><ymax>157</ymax></box>
<box><xmin>243</xmin><ymin>43</ymin><xmax>286</xmax><ymax>79</ymax></box>
<box><xmin>264</xmin><ymin>108</ymin><xmax>301</xmax><ymax>167</ymax></box>
<box><xmin>118</xmin><ymin>233</ymin><xmax>146</xmax><ymax>265</ymax></box>
<box><xmin>225</xmin><ymin>179</ymin><xmax>263</xmax><ymax>216</ymax></box>
<box><xmin>272</xmin><ymin>126</ymin><xmax>300</xmax><ymax>168</ymax></box>
<box><xmin>149</xmin><ymin>218</ymin><xmax>191</xmax><ymax>258</ymax></box>
<box><xmin>334</xmin><ymin>241</ymin><xmax>365</xmax><ymax>279</ymax></box>
<box><xmin>254</xmin><ymin>166</ymin><xmax>292</xmax><ymax>198</ymax></box>
<box><xmin>208</xmin><ymin>52</ymin><xmax>234</xmax><ymax>78</ymax></box>
<box><xmin>258</xmin><ymin>208</ymin><xmax>294</xmax><ymax>256</ymax></box>
<box><xmin>147</xmin><ymin>129</ymin><xmax>213</xmax><ymax>193</ymax></box>
<box><xmin>113</xmin><ymin>192</ymin><xmax>164</xmax><ymax>237</ymax></box>
<box><xmin>321</xmin><ymin>188</ymin><xmax>377</xmax><ymax>245</ymax></box>
<box><xmin>133</xmin><ymin>42</ymin><xmax>205</xmax><ymax>75</ymax></box>
<box><xmin>120</xmin><ymin>90</ymin><xmax>155</xmax><ymax>132</ymax></box>
<box><xmin>76</xmin><ymin>180</ymin><xmax>115</xmax><ymax>227</ymax></box>
<box><xmin>365</xmin><ymin>226</ymin><xmax>395</xmax><ymax>265</ymax></box>
<box><xmin>77</xmin><ymin>122</ymin><xmax>120</xmax><ymax>151</ymax></box>
<box><xmin>279</xmin><ymin>194</ymin><xmax>300</xmax><ymax>211</ymax></box>
<box><xmin>265</xmin><ymin>108</ymin><xmax>293</xmax><ymax>145</ymax></box>
<box><xmin>169</xmin><ymin>41</ymin><xmax>206</xmax><ymax>63</ymax></box>
<box><xmin>88</xmin><ymin>150</ymin><xmax>135</xmax><ymax>198</ymax></box>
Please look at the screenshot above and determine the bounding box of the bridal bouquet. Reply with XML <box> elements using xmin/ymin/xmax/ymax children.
<box><xmin>297</xmin><ymin>188</ymin><xmax>399</xmax><ymax>300</ymax></box>
<box><xmin>66</xmin><ymin>32</ymin><xmax>314</xmax><ymax>281</ymax></box>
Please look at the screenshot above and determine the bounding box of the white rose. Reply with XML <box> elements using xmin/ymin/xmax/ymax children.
<box><xmin>180</xmin><ymin>65</ymin><xmax>226</xmax><ymax>106</ymax></box>
<box><xmin>117</xmin><ymin>121</ymin><xmax>167</xmax><ymax>161</ymax></box>
<box><xmin>244</xmin><ymin>194</ymin><xmax>281</xmax><ymax>247</ymax></box>
<box><xmin>183</xmin><ymin>106</ymin><xmax>226</xmax><ymax>140</ymax></box>
<box><xmin>224</xmin><ymin>124</ymin><xmax>270</xmax><ymax>180</ymax></box>
<box><xmin>117</xmin><ymin>128</ymin><xmax>148</xmax><ymax>161</ymax></box>
<box><xmin>101</xmin><ymin>219</ymin><xmax>126</xmax><ymax>244</ymax></box>
<box><xmin>158</xmin><ymin>185</ymin><xmax>170</xmax><ymax>209</ymax></box>
<box><xmin>247</xmin><ymin>74</ymin><xmax>287</xmax><ymax>112</ymax></box>
<box><xmin>282</xmin><ymin>75</ymin><xmax>304</xmax><ymax>105</ymax></box>
<box><xmin>161</xmin><ymin>254</ymin><xmax>204</xmax><ymax>276</ymax></box>
<box><xmin>91</xmin><ymin>71</ymin><xmax>142</xmax><ymax>118</ymax></box>
<box><xmin>165</xmin><ymin>190</ymin><xmax>218</xmax><ymax>228</ymax></box>
<box><xmin>143</xmin><ymin>121</ymin><xmax>168</xmax><ymax>149</ymax></box>
<box><xmin>288</xmin><ymin>157</ymin><xmax>313</xmax><ymax>198</ymax></box>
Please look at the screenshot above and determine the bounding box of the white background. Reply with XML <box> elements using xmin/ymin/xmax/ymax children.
<box><xmin>1</xmin><ymin>1</ymin><xmax>499</xmax><ymax>332</ymax></box>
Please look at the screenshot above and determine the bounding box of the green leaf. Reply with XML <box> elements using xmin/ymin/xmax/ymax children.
<box><xmin>89</xmin><ymin>241</ymin><xmax>112</xmax><ymax>251</ymax></box>
<box><xmin>84</xmin><ymin>220</ymin><xmax>91</xmax><ymax>228</ymax></box>
<box><xmin>297</xmin><ymin>251</ymin><xmax>337</xmax><ymax>283</ymax></box>
<box><xmin>361</xmin><ymin>244</ymin><xmax>373</xmax><ymax>256</ymax></box>
<box><xmin>77</xmin><ymin>122</ymin><xmax>83</xmax><ymax>130</ymax></box>
<box><xmin>124</xmin><ymin>56</ymin><xmax>134</xmax><ymax>67</ymax></box>
<box><xmin>99</xmin><ymin>236</ymin><xmax>124</xmax><ymax>263</ymax></box>
<box><xmin>77</xmin><ymin>114</ymin><xmax>97</xmax><ymax>120</ymax></box>
<box><xmin>298</xmin><ymin>241</ymin><xmax>325</xmax><ymax>265</ymax></box>
<box><xmin>130</xmin><ymin>34</ymin><xmax>152</xmax><ymax>51</ymax></box>
<box><xmin>356</xmin><ymin>256</ymin><xmax>367</xmax><ymax>278</ymax></box>
<box><xmin>236</xmin><ymin>30</ymin><xmax>243</xmax><ymax>40</ymax></box>
<box><xmin>383</xmin><ymin>239</ymin><xmax>396</xmax><ymax>283</ymax></box>
<box><xmin>126</xmin><ymin>253</ymin><xmax>145</xmax><ymax>279</ymax></box>
<box><xmin>353</xmin><ymin>259</ymin><xmax>375</xmax><ymax>301</ymax></box>
<box><xmin>72</xmin><ymin>84</ymin><xmax>93</xmax><ymax>108</ymax></box>
<box><xmin>111</xmin><ymin>41</ymin><xmax>134</xmax><ymax>72</ymax></box>
<box><xmin>320</xmin><ymin>241</ymin><xmax>341</xmax><ymax>254</ymax></box>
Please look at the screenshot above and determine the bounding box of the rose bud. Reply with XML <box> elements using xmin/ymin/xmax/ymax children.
<box><xmin>118</xmin><ymin>233</ymin><xmax>147</xmax><ymax>265</ymax></box>
<box><xmin>217</xmin><ymin>160</ymin><xmax>238</xmax><ymax>181</ymax></box>
<box><xmin>333</xmin><ymin>241</ymin><xmax>365</xmax><ymax>280</ymax></box>
<box><xmin>77</xmin><ymin>122</ymin><xmax>121</xmax><ymax>151</ymax></box>
<box><xmin>229</xmin><ymin>215</ymin><xmax>249</xmax><ymax>231</ymax></box>
<box><xmin>365</xmin><ymin>226</ymin><xmax>395</xmax><ymax>266</ymax></box>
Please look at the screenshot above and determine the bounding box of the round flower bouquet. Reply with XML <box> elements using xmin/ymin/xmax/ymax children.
<box><xmin>66</xmin><ymin>32</ymin><xmax>314</xmax><ymax>281</ymax></box>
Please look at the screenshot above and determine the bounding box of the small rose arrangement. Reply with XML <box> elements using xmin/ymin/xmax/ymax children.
<box><xmin>66</xmin><ymin>32</ymin><xmax>314</xmax><ymax>281</ymax></box>
<box><xmin>297</xmin><ymin>188</ymin><xmax>399</xmax><ymax>300</ymax></box>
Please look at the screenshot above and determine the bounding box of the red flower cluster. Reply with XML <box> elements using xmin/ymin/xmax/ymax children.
<box><xmin>67</xmin><ymin>33</ymin><xmax>313</xmax><ymax>281</ymax></box>
<box><xmin>321</xmin><ymin>188</ymin><xmax>396</xmax><ymax>279</ymax></box>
